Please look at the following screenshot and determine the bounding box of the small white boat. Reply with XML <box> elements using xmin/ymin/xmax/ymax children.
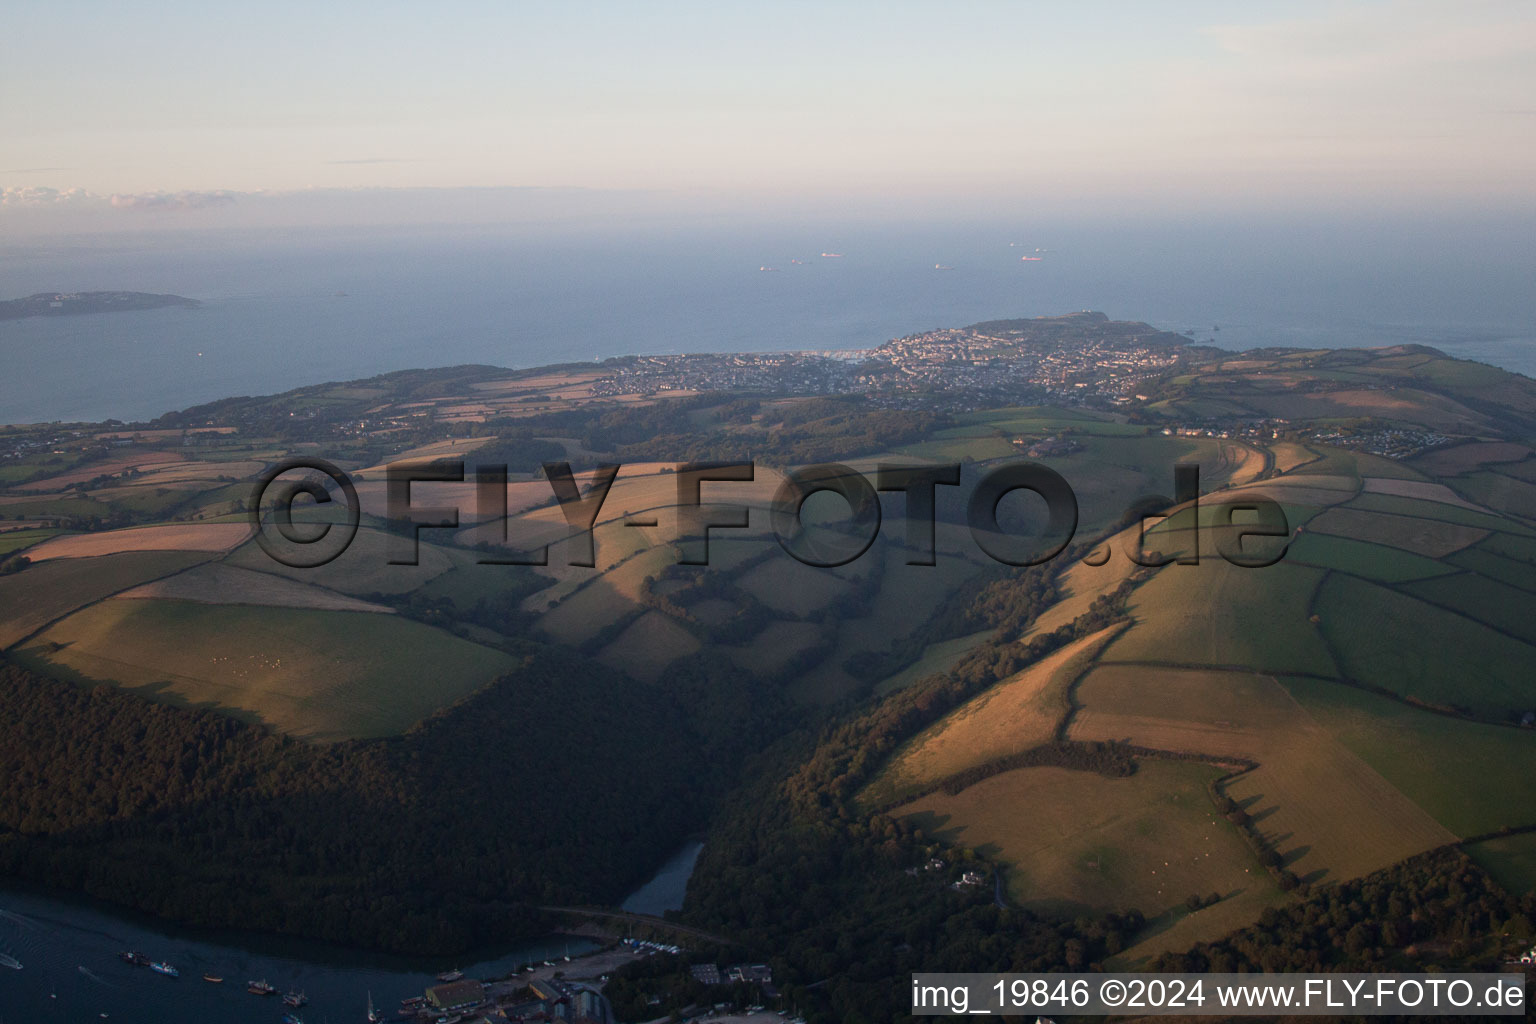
<box><xmin>0</xmin><ymin>952</ymin><xmax>21</xmax><ymax>970</ymax></box>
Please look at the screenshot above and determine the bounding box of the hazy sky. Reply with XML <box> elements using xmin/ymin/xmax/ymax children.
<box><xmin>3</xmin><ymin>0</ymin><xmax>1534</xmax><ymax>226</ymax></box>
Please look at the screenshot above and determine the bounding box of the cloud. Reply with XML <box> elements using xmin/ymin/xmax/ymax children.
<box><xmin>0</xmin><ymin>185</ymin><xmax>96</xmax><ymax>208</ymax></box>
<box><xmin>4</xmin><ymin>186</ymin><xmax>241</xmax><ymax>213</ymax></box>
<box><xmin>107</xmin><ymin>190</ymin><xmax>238</xmax><ymax>211</ymax></box>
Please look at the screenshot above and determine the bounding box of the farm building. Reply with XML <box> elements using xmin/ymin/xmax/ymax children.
<box><xmin>728</xmin><ymin>964</ymin><xmax>773</xmax><ymax>984</ymax></box>
<box><xmin>426</xmin><ymin>978</ymin><xmax>486</xmax><ymax>1011</ymax></box>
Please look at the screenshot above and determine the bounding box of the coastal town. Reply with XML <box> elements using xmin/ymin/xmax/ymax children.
<box><xmin>0</xmin><ymin>313</ymin><xmax>1479</xmax><ymax>479</ymax></box>
<box><xmin>588</xmin><ymin>312</ymin><xmax>1187</xmax><ymax>411</ymax></box>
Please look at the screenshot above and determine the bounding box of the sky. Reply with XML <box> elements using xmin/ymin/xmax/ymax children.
<box><xmin>3</xmin><ymin>0</ymin><xmax>1534</xmax><ymax>230</ymax></box>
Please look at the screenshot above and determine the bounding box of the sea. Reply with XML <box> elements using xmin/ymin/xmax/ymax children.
<box><xmin>2</xmin><ymin>213</ymin><xmax>1534</xmax><ymax>425</ymax></box>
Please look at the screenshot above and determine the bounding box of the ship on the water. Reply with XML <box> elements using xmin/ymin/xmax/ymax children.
<box><xmin>248</xmin><ymin>978</ymin><xmax>277</xmax><ymax>995</ymax></box>
<box><xmin>0</xmin><ymin>952</ymin><xmax>21</xmax><ymax>970</ymax></box>
<box><xmin>149</xmin><ymin>961</ymin><xmax>179</xmax><ymax>977</ymax></box>
<box><xmin>283</xmin><ymin>989</ymin><xmax>309</xmax><ymax>1007</ymax></box>
<box><xmin>117</xmin><ymin>950</ymin><xmax>149</xmax><ymax>967</ymax></box>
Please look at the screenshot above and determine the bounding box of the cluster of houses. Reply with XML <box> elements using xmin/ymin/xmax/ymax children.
<box><xmin>1308</xmin><ymin>425</ymin><xmax>1452</xmax><ymax>459</ymax></box>
<box><xmin>904</xmin><ymin>858</ymin><xmax>986</xmax><ymax>890</ymax></box>
<box><xmin>1161</xmin><ymin>420</ymin><xmax>1287</xmax><ymax>441</ymax></box>
<box><xmin>687</xmin><ymin>962</ymin><xmax>774</xmax><ymax>991</ymax></box>
<box><xmin>416</xmin><ymin>975</ymin><xmax>604</xmax><ymax>1024</ymax></box>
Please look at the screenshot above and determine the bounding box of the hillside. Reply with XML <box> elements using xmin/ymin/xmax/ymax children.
<box><xmin>1</xmin><ymin>313</ymin><xmax>1535</xmax><ymax>1006</ymax></box>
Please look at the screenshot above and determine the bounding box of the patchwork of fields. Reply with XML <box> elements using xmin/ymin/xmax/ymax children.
<box><xmin>4</xmin><ymin>364</ymin><xmax>1536</xmax><ymax>968</ymax></box>
<box><xmin>869</xmin><ymin>436</ymin><xmax>1536</xmax><ymax>958</ymax></box>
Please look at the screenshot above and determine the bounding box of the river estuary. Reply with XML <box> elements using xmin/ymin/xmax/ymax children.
<box><xmin>0</xmin><ymin>844</ymin><xmax>700</xmax><ymax>1024</ymax></box>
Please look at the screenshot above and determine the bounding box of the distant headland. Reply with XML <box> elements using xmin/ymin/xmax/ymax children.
<box><xmin>0</xmin><ymin>291</ymin><xmax>200</xmax><ymax>322</ymax></box>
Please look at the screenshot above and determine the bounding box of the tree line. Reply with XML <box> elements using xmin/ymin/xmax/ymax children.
<box><xmin>0</xmin><ymin>649</ymin><xmax>708</xmax><ymax>955</ymax></box>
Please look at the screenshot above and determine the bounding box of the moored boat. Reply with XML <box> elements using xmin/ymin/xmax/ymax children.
<box><xmin>118</xmin><ymin>951</ymin><xmax>149</xmax><ymax>967</ymax></box>
<box><xmin>435</xmin><ymin>968</ymin><xmax>464</xmax><ymax>983</ymax></box>
<box><xmin>149</xmin><ymin>961</ymin><xmax>179</xmax><ymax>977</ymax></box>
<box><xmin>203</xmin><ymin>973</ymin><xmax>223</xmax><ymax>983</ymax></box>
<box><xmin>283</xmin><ymin>989</ymin><xmax>308</xmax><ymax>1007</ymax></box>
<box><xmin>248</xmin><ymin>978</ymin><xmax>277</xmax><ymax>995</ymax></box>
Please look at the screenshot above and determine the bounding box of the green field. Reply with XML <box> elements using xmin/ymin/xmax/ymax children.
<box><xmin>0</xmin><ymin>527</ymin><xmax>62</xmax><ymax>556</ymax></box>
<box><xmin>896</xmin><ymin>435</ymin><xmax>1018</xmax><ymax>462</ymax></box>
<box><xmin>1498</xmin><ymin>458</ymin><xmax>1536</xmax><ymax>484</ymax></box>
<box><xmin>1285</xmin><ymin>531</ymin><xmax>1456</xmax><ymax>583</ymax></box>
<box><xmin>414</xmin><ymin>559</ymin><xmax>554</xmax><ymax>612</ymax></box>
<box><xmin>84</xmin><ymin>485</ymin><xmax>198</xmax><ymax>518</ymax></box>
<box><xmin>1453</xmin><ymin>471</ymin><xmax>1536</xmax><ymax>521</ymax></box>
<box><xmin>1400</xmin><ymin>572</ymin><xmax>1536</xmax><ymax>645</ymax></box>
<box><xmin>1270</xmin><ymin>442</ymin><xmax>1319</xmax><ymax>474</ymax></box>
<box><xmin>723</xmin><ymin>619</ymin><xmax>825</xmax><ymax>677</ymax></box>
<box><xmin>534</xmin><ymin>544</ymin><xmax>678</xmax><ymax>644</ymax></box>
<box><xmin>1307</xmin><ymin>505</ymin><xmax>1488</xmax><ymax>557</ymax></box>
<box><xmin>1465</xmin><ymin>833</ymin><xmax>1536</xmax><ymax>897</ymax></box>
<box><xmin>1281</xmin><ymin>675</ymin><xmax>1536</xmax><ymax>837</ymax></box>
<box><xmin>1479</xmin><ymin>530</ymin><xmax>1536</xmax><ymax>563</ymax></box>
<box><xmin>1277</xmin><ymin>448</ymin><xmax>1363</xmax><ymax>482</ymax></box>
<box><xmin>739</xmin><ymin>556</ymin><xmax>860</xmax><ymax>616</ymax></box>
<box><xmin>18</xmin><ymin>597</ymin><xmax>516</xmax><ymax>741</ymax></box>
<box><xmin>596</xmin><ymin>609</ymin><xmax>701</xmax><ymax>682</ymax></box>
<box><xmin>0</xmin><ymin>495</ymin><xmax>113</xmax><ymax>519</ymax></box>
<box><xmin>1447</xmin><ymin>545</ymin><xmax>1536</xmax><ymax>593</ymax></box>
<box><xmin>1069</xmin><ymin>665</ymin><xmax>1455</xmax><ymax>886</ymax></box>
<box><xmin>224</xmin><ymin>525</ymin><xmax>464</xmax><ymax>595</ymax></box>
<box><xmin>1103</xmin><ymin>559</ymin><xmax>1337</xmax><ymax>678</ymax></box>
<box><xmin>1304</xmin><ymin>447</ymin><xmax>1427</xmax><ymax>481</ymax></box>
<box><xmin>946</xmin><ymin>406</ymin><xmax>1145</xmax><ymax>439</ymax></box>
<box><xmin>802</xmin><ymin>542</ymin><xmax>989</xmax><ymax>705</ymax></box>
<box><xmin>1346</xmin><ymin>491</ymin><xmax>1529</xmax><ymax>535</ymax></box>
<box><xmin>1042</xmin><ymin>435</ymin><xmax>1217</xmax><ymax>533</ymax></box>
<box><xmin>1315</xmin><ymin>574</ymin><xmax>1536</xmax><ymax>715</ymax></box>
<box><xmin>0</xmin><ymin>550</ymin><xmax>212</xmax><ymax>649</ymax></box>
<box><xmin>901</xmin><ymin>760</ymin><xmax>1280</xmax><ymax>938</ymax></box>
